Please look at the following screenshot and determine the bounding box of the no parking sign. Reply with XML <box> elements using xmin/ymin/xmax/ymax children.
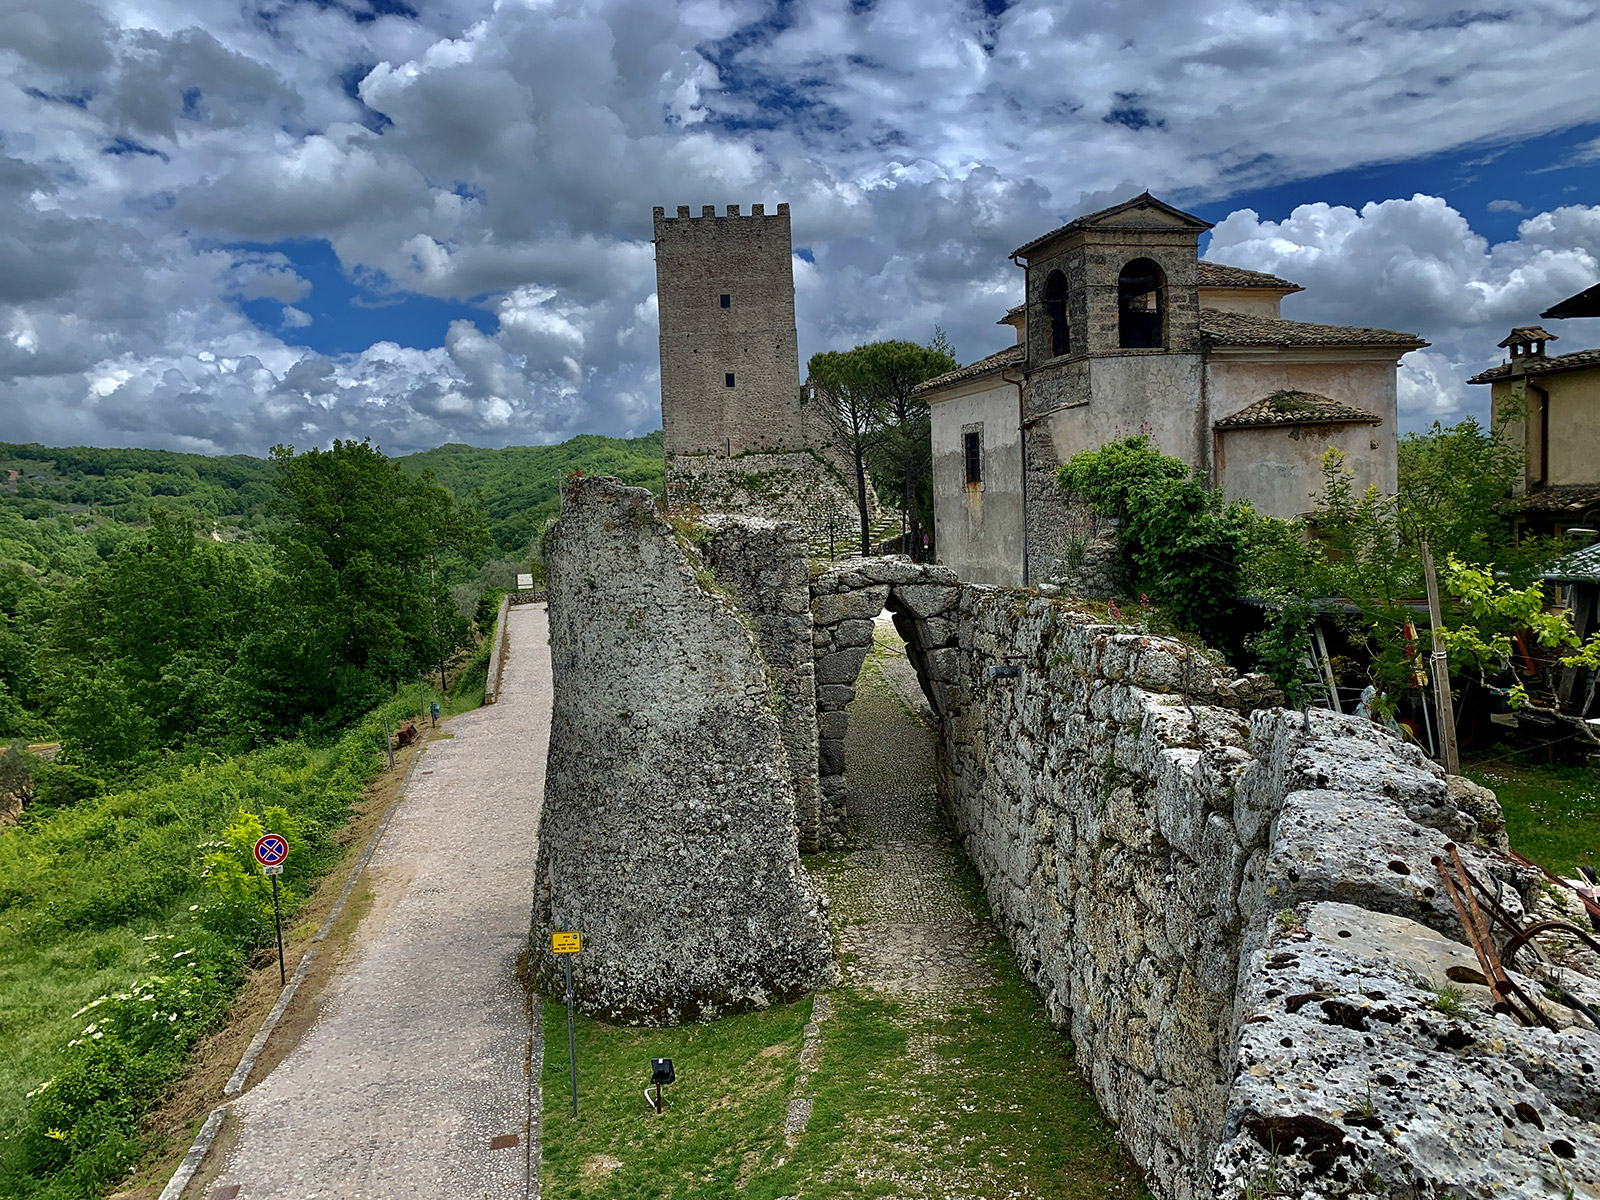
<box><xmin>253</xmin><ymin>833</ymin><xmax>287</xmax><ymax>875</ymax></box>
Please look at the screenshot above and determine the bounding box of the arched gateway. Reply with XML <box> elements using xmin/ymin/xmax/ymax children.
<box><xmin>809</xmin><ymin>558</ymin><xmax>962</xmax><ymax>847</ymax></box>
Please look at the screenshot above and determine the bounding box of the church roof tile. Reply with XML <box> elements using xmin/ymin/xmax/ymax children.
<box><xmin>1200</xmin><ymin>309</ymin><xmax>1427</xmax><ymax>350</ymax></box>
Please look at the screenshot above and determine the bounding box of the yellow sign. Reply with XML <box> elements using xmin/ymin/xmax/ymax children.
<box><xmin>551</xmin><ymin>931</ymin><xmax>582</xmax><ymax>954</ymax></box>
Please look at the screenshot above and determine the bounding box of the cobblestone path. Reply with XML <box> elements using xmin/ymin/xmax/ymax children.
<box><xmin>827</xmin><ymin>632</ymin><xmax>997</xmax><ymax>1012</ymax></box>
<box><xmin>206</xmin><ymin>604</ymin><xmax>551</xmax><ymax>1200</ymax></box>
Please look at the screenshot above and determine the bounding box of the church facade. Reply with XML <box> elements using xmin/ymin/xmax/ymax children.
<box><xmin>920</xmin><ymin>194</ymin><xmax>1426</xmax><ymax>586</ymax></box>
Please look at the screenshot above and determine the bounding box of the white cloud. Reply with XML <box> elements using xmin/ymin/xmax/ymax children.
<box><xmin>1207</xmin><ymin>196</ymin><xmax>1600</xmax><ymax>424</ymax></box>
<box><xmin>1488</xmin><ymin>199</ymin><xmax>1526</xmax><ymax>214</ymax></box>
<box><xmin>1</xmin><ymin>0</ymin><xmax>1600</xmax><ymax>453</ymax></box>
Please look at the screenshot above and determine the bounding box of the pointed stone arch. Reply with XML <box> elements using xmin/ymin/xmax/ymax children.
<box><xmin>809</xmin><ymin>557</ymin><xmax>962</xmax><ymax>846</ymax></box>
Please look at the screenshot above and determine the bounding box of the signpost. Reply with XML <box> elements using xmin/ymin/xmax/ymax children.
<box><xmin>552</xmin><ymin>931</ymin><xmax>582</xmax><ymax>1117</ymax></box>
<box><xmin>253</xmin><ymin>834</ymin><xmax>289</xmax><ymax>986</ymax></box>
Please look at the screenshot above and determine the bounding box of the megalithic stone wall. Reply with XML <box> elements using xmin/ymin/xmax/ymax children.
<box><xmin>935</xmin><ymin>591</ymin><xmax>1600</xmax><ymax>1200</ymax></box>
<box><xmin>533</xmin><ymin>476</ymin><xmax>832</xmax><ymax>1024</ymax></box>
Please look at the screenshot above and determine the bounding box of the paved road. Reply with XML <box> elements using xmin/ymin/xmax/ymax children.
<box><xmin>207</xmin><ymin>604</ymin><xmax>551</xmax><ymax>1200</ymax></box>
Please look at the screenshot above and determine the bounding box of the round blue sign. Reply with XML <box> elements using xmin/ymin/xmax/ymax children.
<box><xmin>254</xmin><ymin>834</ymin><xmax>288</xmax><ymax>866</ymax></box>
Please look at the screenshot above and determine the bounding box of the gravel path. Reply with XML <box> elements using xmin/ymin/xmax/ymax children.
<box><xmin>206</xmin><ymin>604</ymin><xmax>551</xmax><ymax>1200</ymax></box>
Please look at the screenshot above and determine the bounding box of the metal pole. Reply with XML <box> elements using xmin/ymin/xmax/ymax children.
<box><xmin>270</xmin><ymin>873</ymin><xmax>286</xmax><ymax>986</ymax></box>
<box><xmin>383</xmin><ymin>718</ymin><xmax>396</xmax><ymax>770</ymax></box>
<box><xmin>1421</xmin><ymin>541</ymin><xmax>1461</xmax><ymax>776</ymax></box>
<box><xmin>564</xmin><ymin>958</ymin><xmax>578</xmax><ymax>1117</ymax></box>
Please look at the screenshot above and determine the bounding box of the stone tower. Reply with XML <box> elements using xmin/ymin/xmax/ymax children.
<box><xmin>653</xmin><ymin>203</ymin><xmax>804</xmax><ymax>457</ymax></box>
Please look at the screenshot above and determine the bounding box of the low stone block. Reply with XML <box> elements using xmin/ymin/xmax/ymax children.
<box><xmin>815</xmin><ymin>645</ymin><xmax>871</xmax><ymax>686</ymax></box>
<box><xmin>893</xmin><ymin>583</ymin><xmax>959</xmax><ymax>618</ymax></box>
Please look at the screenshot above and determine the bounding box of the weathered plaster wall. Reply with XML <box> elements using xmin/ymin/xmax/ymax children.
<box><xmin>533</xmin><ymin>477</ymin><xmax>831</xmax><ymax>1024</ymax></box>
<box><xmin>1214</xmin><ymin>420</ymin><xmax>1384</xmax><ymax>519</ymax></box>
<box><xmin>1197</xmin><ymin>287</ymin><xmax>1283</xmax><ymax>317</ymax></box>
<box><xmin>1205</xmin><ymin>355</ymin><xmax>1400</xmax><ymax>491</ymax></box>
<box><xmin>932</xmin><ymin>590</ymin><xmax>1600</xmax><ymax>1200</ymax></box>
<box><xmin>928</xmin><ymin>377</ymin><xmax>1025</xmax><ymax>586</ymax></box>
<box><xmin>1491</xmin><ymin>368</ymin><xmax>1600</xmax><ymax>490</ymax></box>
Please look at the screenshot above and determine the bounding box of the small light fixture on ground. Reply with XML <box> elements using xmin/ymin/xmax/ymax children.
<box><xmin>645</xmin><ymin>1057</ymin><xmax>675</xmax><ymax>1113</ymax></box>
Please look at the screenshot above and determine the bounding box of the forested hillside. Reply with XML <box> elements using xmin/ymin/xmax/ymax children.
<box><xmin>0</xmin><ymin>430</ymin><xmax>663</xmax><ymax>1197</ymax></box>
<box><xmin>400</xmin><ymin>432</ymin><xmax>664</xmax><ymax>554</ymax></box>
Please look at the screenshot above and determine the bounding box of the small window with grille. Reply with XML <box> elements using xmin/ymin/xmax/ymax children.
<box><xmin>964</xmin><ymin>429</ymin><xmax>982</xmax><ymax>485</ymax></box>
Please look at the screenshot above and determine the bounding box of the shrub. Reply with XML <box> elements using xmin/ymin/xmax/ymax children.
<box><xmin>1058</xmin><ymin>436</ymin><xmax>1251</xmax><ymax>647</ymax></box>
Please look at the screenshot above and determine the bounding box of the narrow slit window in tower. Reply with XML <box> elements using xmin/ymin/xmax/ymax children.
<box><xmin>1043</xmin><ymin>270</ymin><xmax>1069</xmax><ymax>357</ymax></box>
<box><xmin>725</xmin><ymin>373</ymin><xmax>736</xmax><ymax>387</ymax></box>
<box><xmin>720</xmin><ymin>294</ymin><xmax>731</xmax><ymax>308</ymax></box>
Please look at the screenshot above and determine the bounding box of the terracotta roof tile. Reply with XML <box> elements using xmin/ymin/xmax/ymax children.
<box><xmin>1515</xmin><ymin>483</ymin><xmax>1600</xmax><ymax>516</ymax></box>
<box><xmin>1215</xmin><ymin>391</ymin><xmax>1381</xmax><ymax>430</ymax></box>
<box><xmin>1499</xmin><ymin>326</ymin><xmax>1558</xmax><ymax>347</ymax></box>
<box><xmin>1200</xmin><ymin>308</ymin><xmax>1427</xmax><ymax>350</ymax></box>
<box><xmin>1197</xmin><ymin>261</ymin><xmax>1304</xmax><ymax>293</ymax></box>
<box><xmin>1469</xmin><ymin>346</ymin><xmax>1600</xmax><ymax>383</ymax></box>
<box><xmin>913</xmin><ymin>344</ymin><xmax>1024</xmax><ymax>394</ymax></box>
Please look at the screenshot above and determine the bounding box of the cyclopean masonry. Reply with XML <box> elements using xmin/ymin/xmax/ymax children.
<box><xmin>531</xmin><ymin>476</ymin><xmax>831</xmax><ymax>1024</ymax></box>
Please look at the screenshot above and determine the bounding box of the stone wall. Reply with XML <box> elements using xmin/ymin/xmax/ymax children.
<box><xmin>703</xmin><ymin>515</ymin><xmax>822</xmax><ymax>852</ymax></box>
<box><xmin>934</xmin><ymin>589</ymin><xmax>1600</xmax><ymax>1200</ymax></box>
<box><xmin>666</xmin><ymin>448</ymin><xmax>875</xmax><ymax>551</ymax></box>
<box><xmin>809</xmin><ymin>558</ymin><xmax>961</xmax><ymax>846</ymax></box>
<box><xmin>532</xmin><ymin>477</ymin><xmax>831</xmax><ymax>1024</ymax></box>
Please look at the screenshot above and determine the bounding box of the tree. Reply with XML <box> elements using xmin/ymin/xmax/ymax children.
<box><xmin>807</xmin><ymin>351</ymin><xmax>883</xmax><ymax>555</ymax></box>
<box><xmin>808</xmin><ymin>336</ymin><xmax>958</xmax><ymax>556</ymax></box>
<box><xmin>1396</xmin><ymin>414</ymin><xmax>1522</xmax><ymax>569</ymax></box>
<box><xmin>37</xmin><ymin>511</ymin><xmax>264</xmax><ymax>760</ymax></box>
<box><xmin>262</xmin><ymin>440</ymin><xmax>489</xmax><ymax>728</ymax></box>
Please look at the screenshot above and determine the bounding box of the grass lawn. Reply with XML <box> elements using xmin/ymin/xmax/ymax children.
<box><xmin>539</xmin><ymin>963</ymin><xmax>1142</xmax><ymax>1200</ymax></box>
<box><xmin>539</xmin><ymin>646</ymin><xmax>1144</xmax><ymax>1200</ymax></box>
<box><xmin>1465</xmin><ymin>757</ymin><xmax>1600</xmax><ymax>877</ymax></box>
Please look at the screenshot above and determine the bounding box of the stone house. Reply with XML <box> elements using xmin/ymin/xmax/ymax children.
<box><xmin>919</xmin><ymin>193</ymin><xmax>1426</xmax><ymax>586</ymax></box>
<box><xmin>1469</xmin><ymin>325</ymin><xmax>1600</xmax><ymax>538</ymax></box>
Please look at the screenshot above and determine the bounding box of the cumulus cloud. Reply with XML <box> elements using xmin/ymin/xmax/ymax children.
<box><xmin>1</xmin><ymin>0</ymin><xmax>1599</xmax><ymax>453</ymax></box>
<box><xmin>1207</xmin><ymin>196</ymin><xmax>1600</xmax><ymax>422</ymax></box>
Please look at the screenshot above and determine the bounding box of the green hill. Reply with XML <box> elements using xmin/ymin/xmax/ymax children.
<box><xmin>399</xmin><ymin>432</ymin><xmax>664</xmax><ymax>555</ymax></box>
<box><xmin>0</xmin><ymin>433</ymin><xmax>666</xmax><ymax>568</ymax></box>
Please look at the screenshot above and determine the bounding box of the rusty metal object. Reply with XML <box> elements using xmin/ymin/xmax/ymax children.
<box><xmin>1509</xmin><ymin>849</ymin><xmax>1600</xmax><ymax>927</ymax></box>
<box><xmin>1503</xmin><ymin>919</ymin><xmax>1600</xmax><ymax>968</ymax></box>
<box><xmin>1433</xmin><ymin>845</ymin><xmax>1554</xmax><ymax>1029</ymax></box>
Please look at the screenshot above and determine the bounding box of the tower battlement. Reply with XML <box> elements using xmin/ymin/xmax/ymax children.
<box><xmin>652</xmin><ymin>203</ymin><xmax>790</xmax><ymax>220</ymax></box>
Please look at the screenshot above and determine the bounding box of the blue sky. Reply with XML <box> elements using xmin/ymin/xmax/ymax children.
<box><xmin>2</xmin><ymin>0</ymin><xmax>1598</xmax><ymax>455</ymax></box>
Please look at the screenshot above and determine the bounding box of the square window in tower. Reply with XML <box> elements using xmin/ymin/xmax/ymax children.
<box><xmin>725</xmin><ymin>373</ymin><xmax>736</xmax><ymax>387</ymax></box>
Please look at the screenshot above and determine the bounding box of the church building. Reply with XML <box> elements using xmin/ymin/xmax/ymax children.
<box><xmin>918</xmin><ymin>193</ymin><xmax>1427</xmax><ymax>585</ymax></box>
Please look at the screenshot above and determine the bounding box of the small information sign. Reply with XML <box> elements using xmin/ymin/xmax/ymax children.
<box><xmin>517</xmin><ymin>573</ymin><xmax>535</xmax><ymax>590</ymax></box>
<box><xmin>262</xmin><ymin>864</ymin><xmax>284</xmax><ymax>876</ymax></box>
<box><xmin>551</xmin><ymin>931</ymin><xmax>581</xmax><ymax>954</ymax></box>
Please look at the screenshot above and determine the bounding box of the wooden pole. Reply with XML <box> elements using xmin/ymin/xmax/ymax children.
<box><xmin>1421</xmin><ymin>541</ymin><xmax>1461</xmax><ymax>776</ymax></box>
